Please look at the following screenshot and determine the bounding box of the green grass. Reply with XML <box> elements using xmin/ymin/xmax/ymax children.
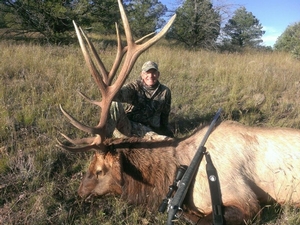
<box><xmin>1</xmin><ymin>39</ymin><xmax>300</xmax><ymax>224</ymax></box>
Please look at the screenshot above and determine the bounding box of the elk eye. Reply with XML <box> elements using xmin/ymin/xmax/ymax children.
<box><xmin>96</xmin><ymin>170</ymin><xmax>102</xmax><ymax>178</ymax></box>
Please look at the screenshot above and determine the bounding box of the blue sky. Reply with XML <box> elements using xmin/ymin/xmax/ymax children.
<box><xmin>161</xmin><ymin>0</ymin><xmax>300</xmax><ymax>47</ymax></box>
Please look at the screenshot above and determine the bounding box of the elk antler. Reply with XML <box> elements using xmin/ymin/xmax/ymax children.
<box><xmin>57</xmin><ymin>0</ymin><xmax>176</xmax><ymax>152</ymax></box>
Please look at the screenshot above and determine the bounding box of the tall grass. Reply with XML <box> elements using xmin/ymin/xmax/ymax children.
<box><xmin>1</xmin><ymin>39</ymin><xmax>300</xmax><ymax>224</ymax></box>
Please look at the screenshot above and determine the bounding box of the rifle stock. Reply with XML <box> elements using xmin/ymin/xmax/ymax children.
<box><xmin>166</xmin><ymin>108</ymin><xmax>222</xmax><ymax>225</ymax></box>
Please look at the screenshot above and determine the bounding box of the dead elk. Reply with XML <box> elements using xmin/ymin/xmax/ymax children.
<box><xmin>73</xmin><ymin>121</ymin><xmax>300</xmax><ymax>225</ymax></box>
<box><xmin>58</xmin><ymin>121</ymin><xmax>300</xmax><ymax>224</ymax></box>
<box><xmin>56</xmin><ymin>0</ymin><xmax>300</xmax><ymax>224</ymax></box>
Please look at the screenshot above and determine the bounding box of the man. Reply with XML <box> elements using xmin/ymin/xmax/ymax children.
<box><xmin>106</xmin><ymin>61</ymin><xmax>173</xmax><ymax>138</ymax></box>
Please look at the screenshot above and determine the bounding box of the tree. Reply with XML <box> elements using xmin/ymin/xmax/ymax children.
<box><xmin>0</xmin><ymin>0</ymin><xmax>168</xmax><ymax>42</ymax></box>
<box><xmin>124</xmin><ymin>0</ymin><xmax>167</xmax><ymax>37</ymax></box>
<box><xmin>0</xmin><ymin>2</ymin><xmax>7</xmax><ymax>28</ymax></box>
<box><xmin>166</xmin><ymin>0</ymin><xmax>221</xmax><ymax>49</ymax></box>
<box><xmin>1</xmin><ymin>0</ymin><xmax>92</xmax><ymax>42</ymax></box>
<box><xmin>88</xmin><ymin>0</ymin><xmax>120</xmax><ymax>34</ymax></box>
<box><xmin>223</xmin><ymin>7</ymin><xmax>265</xmax><ymax>48</ymax></box>
<box><xmin>274</xmin><ymin>22</ymin><xmax>300</xmax><ymax>59</ymax></box>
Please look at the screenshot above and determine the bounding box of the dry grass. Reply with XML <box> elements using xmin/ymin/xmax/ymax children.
<box><xmin>1</xmin><ymin>39</ymin><xmax>300</xmax><ymax>224</ymax></box>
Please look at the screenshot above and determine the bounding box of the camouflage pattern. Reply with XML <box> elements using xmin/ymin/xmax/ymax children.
<box><xmin>142</xmin><ymin>61</ymin><xmax>159</xmax><ymax>72</ymax></box>
<box><xmin>107</xmin><ymin>79</ymin><xmax>173</xmax><ymax>138</ymax></box>
<box><xmin>106</xmin><ymin>101</ymin><xmax>132</xmax><ymax>137</ymax></box>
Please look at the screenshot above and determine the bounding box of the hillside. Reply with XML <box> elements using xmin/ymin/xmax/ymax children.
<box><xmin>1</xmin><ymin>40</ymin><xmax>300</xmax><ymax>224</ymax></box>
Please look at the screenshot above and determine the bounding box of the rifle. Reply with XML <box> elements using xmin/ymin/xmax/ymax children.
<box><xmin>166</xmin><ymin>108</ymin><xmax>222</xmax><ymax>225</ymax></box>
<box><xmin>158</xmin><ymin>165</ymin><xmax>187</xmax><ymax>213</ymax></box>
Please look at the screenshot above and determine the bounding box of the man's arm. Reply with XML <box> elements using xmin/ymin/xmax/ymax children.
<box><xmin>113</xmin><ymin>81</ymin><xmax>138</xmax><ymax>103</ymax></box>
<box><xmin>159</xmin><ymin>88</ymin><xmax>173</xmax><ymax>137</ymax></box>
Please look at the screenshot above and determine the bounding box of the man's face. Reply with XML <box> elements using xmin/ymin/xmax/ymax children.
<box><xmin>141</xmin><ymin>69</ymin><xmax>160</xmax><ymax>86</ymax></box>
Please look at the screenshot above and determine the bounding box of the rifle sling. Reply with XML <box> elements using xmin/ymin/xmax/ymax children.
<box><xmin>205</xmin><ymin>152</ymin><xmax>224</xmax><ymax>225</ymax></box>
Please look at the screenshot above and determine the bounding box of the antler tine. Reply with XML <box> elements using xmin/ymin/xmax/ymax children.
<box><xmin>107</xmin><ymin>26</ymin><xmax>156</xmax><ymax>85</ymax></box>
<box><xmin>56</xmin><ymin>137</ymin><xmax>101</xmax><ymax>153</ymax></box>
<box><xmin>118</xmin><ymin>0</ymin><xmax>134</xmax><ymax>47</ymax></box>
<box><xmin>58</xmin><ymin>93</ymin><xmax>105</xmax><ymax>151</ymax></box>
<box><xmin>137</xmin><ymin>14</ymin><xmax>176</xmax><ymax>52</ymax></box>
<box><xmin>108</xmin><ymin>22</ymin><xmax>125</xmax><ymax>85</ymax></box>
<box><xmin>135</xmin><ymin>32</ymin><xmax>156</xmax><ymax>44</ymax></box>
<box><xmin>77</xmin><ymin>91</ymin><xmax>101</xmax><ymax>107</ymax></box>
<box><xmin>60</xmin><ymin>132</ymin><xmax>97</xmax><ymax>145</ymax></box>
<box><xmin>59</xmin><ymin>104</ymin><xmax>96</xmax><ymax>133</ymax></box>
<box><xmin>78</xmin><ymin>25</ymin><xmax>110</xmax><ymax>85</ymax></box>
<box><xmin>73</xmin><ymin>21</ymin><xmax>108</xmax><ymax>92</ymax></box>
<box><xmin>56</xmin><ymin>132</ymin><xmax>104</xmax><ymax>153</ymax></box>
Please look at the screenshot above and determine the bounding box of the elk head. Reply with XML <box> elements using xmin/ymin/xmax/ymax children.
<box><xmin>56</xmin><ymin>0</ymin><xmax>176</xmax><ymax>196</ymax></box>
<box><xmin>77</xmin><ymin>150</ymin><xmax>123</xmax><ymax>198</ymax></box>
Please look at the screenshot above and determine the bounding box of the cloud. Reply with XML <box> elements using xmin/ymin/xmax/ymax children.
<box><xmin>262</xmin><ymin>35</ymin><xmax>279</xmax><ymax>47</ymax></box>
<box><xmin>261</xmin><ymin>26</ymin><xmax>282</xmax><ymax>47</ymax></box>
<box><xmin>263</xmin><ymin>25</ymin><xmax>277</xmax><ymax>33</ymax></box>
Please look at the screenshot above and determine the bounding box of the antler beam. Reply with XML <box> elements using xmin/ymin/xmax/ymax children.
<box><xmin>57</xmin><ymin>0</ymin><xmax>176</xmax><ymax>152</ymax></box>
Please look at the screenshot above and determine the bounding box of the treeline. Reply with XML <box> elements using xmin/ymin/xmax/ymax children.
<box><xmin>0</xmin><ymin>0</ymin><xmax>299</xmax><ymax>55</ymax></box>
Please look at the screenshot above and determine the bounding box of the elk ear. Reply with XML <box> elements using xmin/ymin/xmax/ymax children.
<box><xmin>88</xmin><ymin>153</ymin><xmax>98</xmax><ymax>171</ymax></box>
<box><xmin>107</xmin><ymin>152</ymin><xmax>124</xmax><ymax>185</ymax></box>
<box><xmin>87</xmin><ymin>152</ymin><xmax>104</xmax><ymax>177</ymax></box>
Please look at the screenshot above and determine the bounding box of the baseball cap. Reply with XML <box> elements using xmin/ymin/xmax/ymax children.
<box><xmin>142</xmin><ymin>61</ymin><xmax>158</xmax><ymax>72</ymax></box>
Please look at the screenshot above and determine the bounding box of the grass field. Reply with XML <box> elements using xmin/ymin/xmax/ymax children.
<box><xmin>1</xmin><ymin>38</ymin><xmax>300</xmax><ymax>224</ymax></box>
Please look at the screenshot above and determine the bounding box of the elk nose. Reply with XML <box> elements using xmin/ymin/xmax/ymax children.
<box><xmin>77</xmin><ymin>184</ymin><xmax>85</xmax><ymax>198</ymax></box>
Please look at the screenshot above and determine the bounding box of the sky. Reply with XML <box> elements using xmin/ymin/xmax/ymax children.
<box><xmin>161</xmin><ymin>0</ymin><xmax>300</xmax><ymax>47</ymax></box>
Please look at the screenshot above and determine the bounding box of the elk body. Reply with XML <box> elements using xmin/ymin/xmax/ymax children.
<box><xmin>57</xmin><ymin>0</ymin><xmax>300</xmax><ymax>224</ymax></box>
<box><xmin>76</xmin><ymin>121</ymin><xmax>300</xmax><ymax>224</ymax></box>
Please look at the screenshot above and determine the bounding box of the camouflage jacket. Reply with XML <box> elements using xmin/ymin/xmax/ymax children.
<box><xmin>114</xmin><ymin>79</ymin><xmax>172</xmax><ymax>135</ymax></box>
